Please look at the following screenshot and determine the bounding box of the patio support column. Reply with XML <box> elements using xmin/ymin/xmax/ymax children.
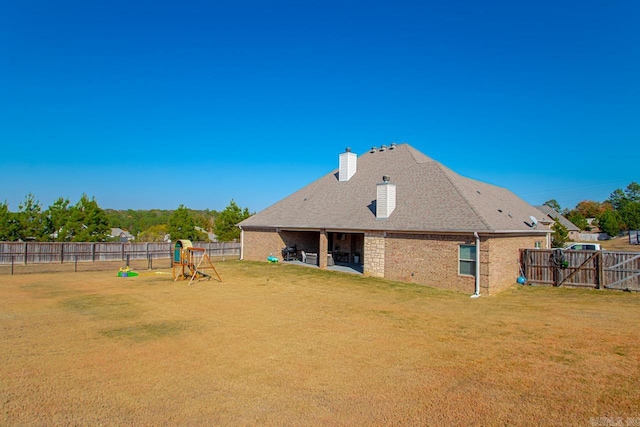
<box><xmin>319</xmin><ymin>229</ymin><xmax>328</xmax><ymax>269</ymax></box>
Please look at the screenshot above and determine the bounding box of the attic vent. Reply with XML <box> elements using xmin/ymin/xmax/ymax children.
<box><xmin>389</xmin><ymin>142</ymin><xmax>397</xmax><ymax>149</ymax></box>
<box><xmin>339</xmin><ymin>148</ymin><xmax>357</xmax><ymax>181</ymax></box>
<box><xmin>376</xmin><ymin>176</ymin><xmax>396</xmax><ymax>219</ymax></box>
<box><xmin>370</xmin><ymin>146</ymin><xmax>377</xmax><ymax>153</ymax></box>
<box><xmin>379</xmin><ymin>144</ymin><xmax>387</xmax><ymax>152</ymax></box>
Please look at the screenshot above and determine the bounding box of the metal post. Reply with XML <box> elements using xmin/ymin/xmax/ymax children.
<box><xmin>11</xmin><ymin>255</ymin><xmax>14</xmax><ymax>275</ymax></box>
<box><xmin>24</xmin><ymin>243</ymin><xmax>28</xmax><ymax>265</ymax></box>
<box><xmin>60</xmin><ymin>243</ymin><xmax>64</xmax><ymax>264</ymax></box>
<box><xmin>126</xmin><ymin>254</ymin><xmax>130</xmax><ymax>266</ymax></box>
<box><xmin>74</xmin><ymin>255</ymin><xmax>78</xmax><ymax>272</ymax></box>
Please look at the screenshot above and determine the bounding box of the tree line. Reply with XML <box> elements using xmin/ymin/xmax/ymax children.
<box><xmin>0</xmin><ymin>194</ymin><xmax>251</xmax><ymax>243</ymax></box>
<box><xmin>544</xmin><ymin>182</ymin><xmax>640</xmax><ymax>246</ymax></box>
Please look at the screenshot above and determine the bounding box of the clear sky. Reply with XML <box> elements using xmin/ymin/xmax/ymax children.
<box><xmin>1</xmin><ymin>0</ymin><xmax>638</xmax><ymax>213</ymax></box>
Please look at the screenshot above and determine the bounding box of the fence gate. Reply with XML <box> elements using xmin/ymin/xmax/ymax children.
<box><xmin>602</xmin><ymin>252</ymin><xmax>640</xmax><ymax>291</ymax></box>
<box><xmin>520</xmin><ymin>249</ymin><xmax>640</xmax><ymax>291</ymax></box>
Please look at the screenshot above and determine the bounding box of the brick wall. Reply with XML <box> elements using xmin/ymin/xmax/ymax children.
<box><xmin>242</xmin><ymin>228</ymin><xmax>284</xmax><ymax>262</ymax></box>
<box><xmin>242</xmin><ymin>229</ymin><xmax>321</xmax><ymax>263</ymax></box>
<box><xmin>384</xmin><ymin>233</ymin><xmax>476</xmax><ymax>293</ymax></box>
<box><xmin>485</xmin><ymin>235</ymin><xmax>543</xmax><ymax>294</ymax></box>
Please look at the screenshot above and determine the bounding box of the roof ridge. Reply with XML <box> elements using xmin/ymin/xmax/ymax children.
<box><xmin>405</xmin><ymin>144</ymin><xmax>435</xmax><ymax>164</ymax></box>
<box><xmin>436</xmin><ymin>163</ymin><xmax>493</xmax><ymax>231</ymax></box>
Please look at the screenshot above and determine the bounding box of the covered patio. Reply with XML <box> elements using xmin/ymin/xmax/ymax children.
<box><xmin>279</xmin><ymin>230</ymin><xmax>364</xmax><ymax>272</ymax></box>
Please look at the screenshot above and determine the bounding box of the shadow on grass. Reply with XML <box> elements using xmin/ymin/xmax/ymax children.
<box><xmin>101</xmin><ymin>321</ymin><xmax>188</xmax><ymax>342</ymax></box>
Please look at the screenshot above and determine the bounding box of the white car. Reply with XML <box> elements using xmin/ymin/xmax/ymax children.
<box><xmin>563</xmin><ymin>242</ymin><xmax>602</xmax><ymax>251</ymax></box>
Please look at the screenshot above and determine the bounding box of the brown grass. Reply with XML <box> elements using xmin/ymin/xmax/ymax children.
<box><xmin>600</xmin><ymin>236</ymin><xmax>640</xmax><ymax>252</ymax></box>
<box><xmin>1</xmin><ymin>261</ymin><xmax>639</xmax><ymax>425</ymax></box>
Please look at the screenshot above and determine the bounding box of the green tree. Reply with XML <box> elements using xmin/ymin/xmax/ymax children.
<box><xmin>138</xmin><ymin>224</ymin><xmax>168</xmax><ymax>242</ymax></box>
<box><xmin>620</xmin><ymin>202</ymin><xmax>640</xmax><ymax>230</ymax></box>
<box><xmin>168</xmin><ymin>205</ymin><xmax>204</xmax><ymax>241</ymax></box>
<box><xmin>598</xmin><ymin>210</ymin><xmax>623</xmax><ymax>237</ymax></box>
<box><xmin>606</xmin><ymin>183</ymin><xmax>640</xmax><ymax>231</ymax></box>
<box><xmin>213</xmin><ymin>199</ymin><xmax>251</xmax><ymax>242</ymax></box>
<box><xmin>17</xmin><ymin>193</ymin><xmax>45</xmax><ymax>241</ymax></box>
<box><xmin>0</xmin><ymin>201</ymin><xmax>22</xmax><ymax>241</ymax></box>
<box><xmin>61</xmin><ymin>194</ymin><xmax>110</xmax><ymax>242</ymax></box>
<box><xmin>566</xmin><ymin>211</ymin><xmax>589</xmax><ymax>231</ymax></box>
<box><xmin>43</xmin><ymin>197</ymin><xmax>70</xmax><ymax>241</ymax></box>
<box><xmin>551</xmin><ymin>221</ymin><xmax>569</xmax><ymax>248</ymax></box>
<box><xmin>608</xmin><ymin>188</ymin><xmax>629</xmax><ymax>211</ymax></box>
<box><xmin>543</xmin><ymin>199</ymin><xmax>561</xmax><ymax>213</ymax></box>
<box><xmin>625</xmin><ymin>182</ymin><xmax>640</xmax><ymax>202</ymax></box>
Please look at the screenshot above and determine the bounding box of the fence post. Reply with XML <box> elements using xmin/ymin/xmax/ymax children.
<box><xmin>126</xmin><ymin>254</ymin><xmax>130</xmax><ymax>266</ymax></box>
<box><xmin>147</xmin><ymin>254</ymin><xmax>152</xmax><ymax>270</ymax></box>
<box><xmin>24</xmin><ymin>242</ymin><xmax>28</xmax><ymax>265</ymax></box>
<box><xmin>92</xmin><ymin>243</ymin><xmax>96</xmax><ymax>262</ymax></box>
<box><xmin>11</xmin><ymin>255</ymin><xmax>14</xmax><ymax>275</ymax></box>
<box><xmin>597</xmin><ymin>251</ymin><xmax>604</xmax><ymax>290</ymax></box>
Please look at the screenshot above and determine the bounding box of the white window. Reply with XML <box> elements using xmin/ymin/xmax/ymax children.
<box><xmin>459</xmin><ymin>244</ymin><xmax>476</xmax><ymax>276</ymax></box>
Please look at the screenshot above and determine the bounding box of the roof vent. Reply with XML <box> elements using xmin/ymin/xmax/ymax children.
<box><xmin>379</xmin><ymin>144</ymin><xmax>387</xmax><ymax>152</ymax></box>
<box><xmin>339</xmin><ymin>148</ymin><xmax>357</xmax><ymax>181</ymax></box>
<box><xmin>376</xmin><ymin>176</ymin><xmax>396</xmax><ymax>219</ymax></box>
<box><xmin>370</xmin><ymin>146</ymin><xmax>377</xmax><ymax>153</ymax></box>
<box><xmin>389</xmin><ymin>142</ymin><xmax>397</xmax><ymax>150</ymax></box>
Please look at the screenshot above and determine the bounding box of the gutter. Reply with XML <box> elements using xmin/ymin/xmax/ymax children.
<box><xmin>471</xmin><ymin>231</ymin><xmax>481</xmax><ymax>298</ymax></box>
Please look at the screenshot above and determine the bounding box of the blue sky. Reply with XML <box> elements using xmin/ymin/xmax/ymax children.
<box><xmin>1</xmin><ymin>0</ymin><xmax>638</xmax><ymax>213</ymax></box>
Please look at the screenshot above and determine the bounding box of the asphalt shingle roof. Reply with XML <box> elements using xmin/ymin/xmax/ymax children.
<box><xmin>240</xmin><ymin>144</ymin><xmax>549</xmax><ymax>234</ymax></box>
<box><xmin>534</xmin><ymin>205</ymin><xmax>580</xmax><ymax>232</ymax></box>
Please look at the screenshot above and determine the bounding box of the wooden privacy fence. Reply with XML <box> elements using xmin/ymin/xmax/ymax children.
<box><xmin>520</xmin><ymin>249</ymin><xmax>640</xmax><ymax>291</ymax></box>
<box><xmin>0</xmin><ymin>242</ymin><xmax>240</xmax><ymax>265</ymax></box>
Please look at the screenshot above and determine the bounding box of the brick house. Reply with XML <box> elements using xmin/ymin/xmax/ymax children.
<box><xmin>239</xmin><ymin>143</ymin><xmax>551</xmax><ymax>295</ymax></box>
<box><xmin>535</xmin><ymin>205</ymin><xmax>580</xmax><ymax>241</ymax></box>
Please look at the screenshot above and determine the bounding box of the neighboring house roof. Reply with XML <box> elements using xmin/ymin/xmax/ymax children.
<box><xmin>196</xmin><ymin>226</ymin><xmax>217</xmax><ymax>242</ymax></box>
<box><xmin>534</xmin><ymin>205</ymin><xmax>580</xmax><ymax>232</ymax></box>
<box><xmin>240</xmin><ymin>144</ymin><xmax>549</xmax><ymax>234</ymax></box>
<box><xmin>110</xmin><ymin>228</ymin><xmax>134</xmax><ymax>240</ymax></box>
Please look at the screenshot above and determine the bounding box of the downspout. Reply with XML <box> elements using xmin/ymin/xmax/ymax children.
<box><xmin>239</xmin><ymin>226</ymin><xmax>244</xmax><ymax>260</ymax></box>
<box><xmin>470</xmin><ymin>231</ymin><xmax>481</xmax><ymax>298</ymax></box>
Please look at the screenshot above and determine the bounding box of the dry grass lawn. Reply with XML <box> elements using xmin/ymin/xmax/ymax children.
<box><xmin>600</xmin><ymin>236</ymin><xmax>640</xmax><ymax>252</ymax></box>
<box><xmin>1</xmin><ymin>261</ymin><xmax>639</xmax><ymax>426</ymax></box>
